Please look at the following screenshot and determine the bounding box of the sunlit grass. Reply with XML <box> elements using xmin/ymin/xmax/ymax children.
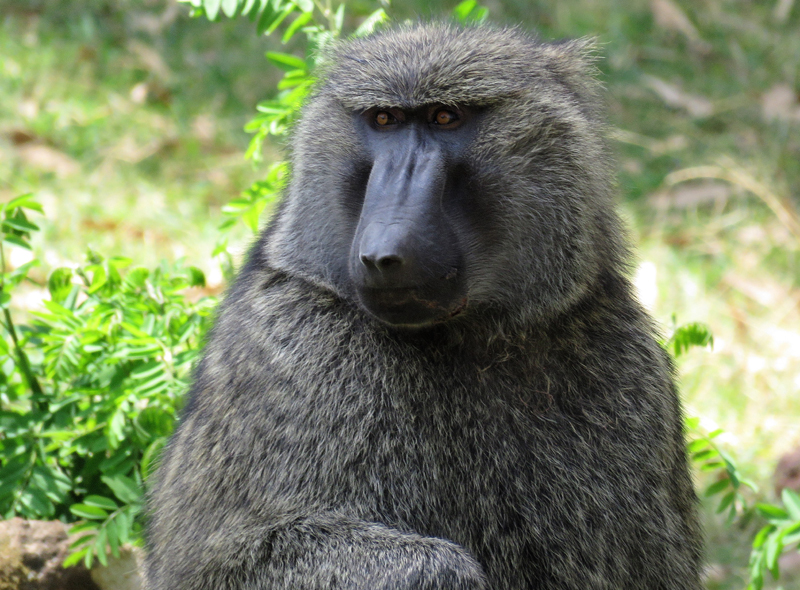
<box><xmin>0</xmin><ymin>4</ymin><xmax>282</xmax><ymax>281</ymax></box>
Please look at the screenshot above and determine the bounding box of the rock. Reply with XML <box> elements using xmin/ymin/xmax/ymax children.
<box><xmin>91</xmin><ymin>546</ymin><xmax>143</xmax><ymax>590</ymax></box>
<box><xmin>779</xmin><ymin>550</ymin><xmax>800</xmax><ymax>580</ymax></box>
<box><xmin>775</xmin><ymin>448</ymin><xmax>800</xmax><ymax>580</ymax></box>
<box><xmin>775</xmin><ymin>447</ymin><xmax>800</xmax><ymax>497</ymax></box>
<box><xmin>0</xmin><ymin>518</ymin><xmax>99</xmax><ymax>590</ymax></box>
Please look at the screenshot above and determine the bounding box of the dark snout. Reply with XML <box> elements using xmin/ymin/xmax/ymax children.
<box><xmin>356</xmin><ymin>149</ymin><xmax>442</xmax><ymax>288</ymax></box>
<box><xmin>350</xmin><ymin>136</ymin><xmax>466</xmax><ymax>328</ymax></box>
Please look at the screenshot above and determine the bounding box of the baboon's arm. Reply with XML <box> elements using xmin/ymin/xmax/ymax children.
<box><xmin>145</xmin><ymin>512</ymin><xmax>488</xmax><ymax>590</ymax></box>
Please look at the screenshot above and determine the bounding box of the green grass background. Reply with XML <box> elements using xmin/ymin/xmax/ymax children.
<box><xmin>2</xmin><ymin>0</ymin><xmax>800</xmax><ymax>586</ymax></box>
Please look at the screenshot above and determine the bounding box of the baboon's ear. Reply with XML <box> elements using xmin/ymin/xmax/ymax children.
<box><xmin>547</xmin><ymin>36</ymin><xmax>601</xmax><ymax>71</ymax></box>
<box><xmin>543</xmin><ymin>37</ymin><xmax>604</xmax><ymax>103</ymax></box>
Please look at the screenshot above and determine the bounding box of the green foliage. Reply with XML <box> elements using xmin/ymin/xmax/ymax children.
<box><xmin>670</xmin><ymin>320</ymin><xmax>797</xmax><ymax>588</ymax></box>
<box><xmin>214</xmin><ymin>161</ymin><xmax>289</xmax><ymax>277</ymax></box>
<box><xmin>686</xmin><ymin>417</ymin><xmax>755</xmax><ymax>524</ymax></box>
<box><xmin>676</xmin><ymin>321</ymin><xmax>754</xmax><ymax>525</ymax></box>
<box><xmin>666</xmin><ymin>318</ymin><xmax>714</xmax><ymax>359</ymax></box>
<box><xmin>0</xmin><ymin>195</ymin><xmax>216</xmax><ymax>568</ymax></box>
<box><xmin>451</xmin><ymin>0</ymin><xmax>489</xmax><ymax>23</ymax></box>
<box><xmin>674</xmin><ymin>318</ymin><xmax>800</xmax><ymax>587</ymax></box>
<box><xmin>748</xmin><ymin>490</ymin><xmax>800</xmax><ymax>590</ymax></box>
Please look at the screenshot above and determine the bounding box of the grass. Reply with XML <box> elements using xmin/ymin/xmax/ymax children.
<box><xmin>2</xmin><ymin>0</ymin><xmax>800</xmax><ymax>587</ymax></box>
<box><xmin>0</xmin><ymin>1</ymin><xmax>284</xmax><ymax>280</ymax></box>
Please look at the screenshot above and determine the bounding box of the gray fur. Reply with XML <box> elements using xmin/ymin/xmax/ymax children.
<box><xmin>144</xmin><ymin>24</ymin><xmax>703</xmax><ymax>590</ymax></box>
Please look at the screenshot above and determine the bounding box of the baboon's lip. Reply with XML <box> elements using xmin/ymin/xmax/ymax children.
<box><xmin>365</xmin><ymin>287</ymin><xmax>432</xmax><ymax>307</ymax></box>
<box><xmin>362</xmin><ymin>287</ymin><xmax>461</xmax><ymax>311</ymax></box>
<box><xmin>447</xmin><ymin>297</ymin><xmax>468</xmax><ymax>318</ymax></box>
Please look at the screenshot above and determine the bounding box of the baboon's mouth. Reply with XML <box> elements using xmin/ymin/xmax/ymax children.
<box><xmin>368</xmin><ymin>287</ymin><xmax>438</xmax><ymax>308</ymax></box>
<box><xmin>446</xmin><ymin>297</ymin><xmax>468</xmax><ymax>318</ymax></box>
<box><xmin>357</xmin><ymin>287</ymin><xmax>468</xmax><ymax>328</ymax></box>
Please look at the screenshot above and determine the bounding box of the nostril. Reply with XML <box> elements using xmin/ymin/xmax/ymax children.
<box><xmin>360</xmin><ymin>251</ymin><xmax>404</xmax><ymax>274</ymax></box>
<box><xmin>360</xmin><ymin>253</ymin><xmax>376</xmax><ymax>269</ymax></box>
<box><xmin>377</xmin><ymin>255</ymin><xmax>403</xmax><ymax>270</ymax></box>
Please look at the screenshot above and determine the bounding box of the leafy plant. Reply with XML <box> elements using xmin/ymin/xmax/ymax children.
<box><xmin>666</xmin><ymin>320</ymin><xmax>752</xmax><ymax>521</ymax></box>
<box><xmin>666</xmin><ymin>319</ymin><xmax>800</xmax><ymax>587</ymax></box>
<box><xmin>748</xmin><ymin>489</ymin><xmax>800</xmax><ymax>590</ymax></box>
<box><xmin>668</xmin><ymin>321</ymin><xmax>756</xmax><ymax>522</ymax></box>
<box><xmin>666</xmin><ymin>317</ymin><xmax>714</xmax><ymax>359</ymax></box>
<box><xmin>0</xmin><ymin>195</ymin><xmax>216</xmax><ymax>568</ymax></box>
<box><xmin>686</xmin><ymin>416</ymin><xmax>755</xmax><ymax>524</ymax></box>
<box><xmin>178</xmin><ymin>0</ymin><xmax>390</xmax><ymax>164</ymax></box>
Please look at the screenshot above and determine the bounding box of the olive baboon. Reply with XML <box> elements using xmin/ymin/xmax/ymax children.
<box><xmin>144</xmin><ymin>24</ymin><xmax>703</xmax><ymax>590</ymax></box>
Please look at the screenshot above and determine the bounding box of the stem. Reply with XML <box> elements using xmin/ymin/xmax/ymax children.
<box><xmin>0</xmin><ymin>240</ymin><xmax>45</xmax><ymax>406</ymax></box>
<box><xmin>9</xmin><ymin>450</ymin><xmax>38</xmax><ymax>516</ymax></box>
<box><xmin>3</xmin><ymin>308</ymin><xmax>44</xmax><ymax>397</ymax></box>
<box><xmin>311</xmin><ymin>0</ymin><xmax>335</xmax><ymax>31</ymax></box>
<box><xmin>325</xmin><ymin>0</ymin><xmax>334</xmax><ymax>30</ymax></box>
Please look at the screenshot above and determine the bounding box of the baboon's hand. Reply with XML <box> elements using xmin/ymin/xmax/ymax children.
<box><xmin>305</xmin><ymin>519</ymin><xmax>489</xmax><ymax>590</ymax></box>
<box><xmin>366</xmin><ymin>539</ymin><xmax>489</xmax><ymax>590</ymax></box>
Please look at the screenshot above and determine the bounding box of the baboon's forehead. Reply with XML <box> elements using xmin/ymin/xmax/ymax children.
<box><xmin>322</xmin><ymin>25</ymin><xmax>565</xmax><ymax>110</ymax></box>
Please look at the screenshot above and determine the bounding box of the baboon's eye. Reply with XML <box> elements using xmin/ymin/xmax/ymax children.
<box><xmin>433</xmin><ymin>109</ymin><xmax>460</xmax><ymax>127</ymax></box>
<box><xmin>375</xmin><ymin>111</ymin><xmax>398</xmax><ymax>126</ymax></box>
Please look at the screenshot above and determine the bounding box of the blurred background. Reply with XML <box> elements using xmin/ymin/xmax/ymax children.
<box><xmin>1</xmin><ymin>0</ymin><xmax>799</xmax><ymax>587</ymax></box>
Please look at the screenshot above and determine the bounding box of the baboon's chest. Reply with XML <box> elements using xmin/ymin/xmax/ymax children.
<box><xmin>348</xmin><ymin>376</ymin><xmax>573</xmax><ymax>522</ymax></box>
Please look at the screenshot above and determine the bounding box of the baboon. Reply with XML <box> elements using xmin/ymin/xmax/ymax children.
<box><xmin>144</xmin><ymin>24</ymin><xmax>704</xmax><ymax>590</ymax></box>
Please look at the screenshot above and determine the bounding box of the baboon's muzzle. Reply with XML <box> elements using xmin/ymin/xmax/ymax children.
<box><xmin>350</xmin><ymin>132</ymin><xmax>465</xmax><ymax>328</ymax></box>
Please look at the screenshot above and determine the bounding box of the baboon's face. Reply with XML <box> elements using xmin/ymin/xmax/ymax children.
<box><xmin>267</xmin><ymin>27</ymin><xmax>611</xmax><ymax>331</ymax></box>
<box><xmin>347</xmin><ymin>104</ymin><xmax>480</xmax><ymax>329</ymax></box>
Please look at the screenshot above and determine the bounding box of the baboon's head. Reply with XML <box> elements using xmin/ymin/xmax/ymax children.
<box><xmin>266</xmin><ymin>24</ymin><xmax>625</xmax><ymax>329</ymax></box>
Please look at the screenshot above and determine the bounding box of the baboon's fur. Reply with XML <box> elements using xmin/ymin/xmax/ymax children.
<box><xmin>144</xmin><ymin>24</ymin><xmax>703</xmax><ymax>590</ymax></box>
